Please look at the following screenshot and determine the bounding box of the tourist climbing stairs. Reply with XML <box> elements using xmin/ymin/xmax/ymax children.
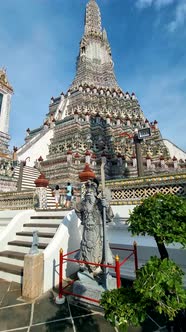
<box><xmin>0</xmin><ymin>210</ymin><xmax>69</xmax><ymax>283</ymax></box>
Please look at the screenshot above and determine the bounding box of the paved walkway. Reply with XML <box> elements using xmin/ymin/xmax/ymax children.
<box><xmin>0</xmin><ymin>279</ymin><xmax>170</xmax><ymax>332</ymax></box>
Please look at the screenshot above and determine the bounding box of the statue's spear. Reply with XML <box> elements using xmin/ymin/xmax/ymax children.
<box><xmin>101</xmin><ymin>159</ymin><xmax>109</xmax><ymax>289</ymax></box>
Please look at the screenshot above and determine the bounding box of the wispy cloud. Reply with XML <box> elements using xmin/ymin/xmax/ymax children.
<box><xmin>135</xmin><ymin>0</ymin><xmax>186</xmax><ymax>32</ymax></box>
<box><xmin>168</xmin><ymin>0</ymin><xmax>186</xmax><ymax>31</ymax></box>
<box><xmin>136</xmin><ymin>0</ymin><xmax>174</xmax><ymax>9</ymax></box>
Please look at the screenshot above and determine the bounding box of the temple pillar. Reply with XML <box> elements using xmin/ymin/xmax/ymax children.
<box><xmin>132</xmin><ymin>154</ymin><xmax>137</xmax><ymax>167</ymax></box>
<box><xmin>146</xmin><ymin>156</ymin><xmax>151</xmax><ymax>169</ymax></box>
<box><xmin>106</xmin><ymin>116</ymin><xmax>110</xmax><ymax>125</ymax></box>
<box><xmin>67</xmin><ymin>150</ymin><xmax>73</xmax><ymax>164</ymax></box>
<box><xmin>34</xmin><ymin>174</ymin><xmax>49</xmax><ymax>209</ymax></box>
<box><xmin>85</xmin><ymin>151</ymin><xmax>91</xmax><ymax>164</ymax></box>
<box><xmin>117</xmin><ymin>118</ymin><xmax>121</xmax><ymax>126</ymax></box>
<box><xmin>160</xmin><ymin>156</ymin><xmax>165</xmax><ymax>168</ymax></box>
<box><xmin>154</xmin><ymin>120</ymin><xmax>158</xmax><ymax>129</ymax></box>
<box><xmin>173</xmin><ymin>156</ymin><xmax>178</xmax><ymax>169</ymax></box>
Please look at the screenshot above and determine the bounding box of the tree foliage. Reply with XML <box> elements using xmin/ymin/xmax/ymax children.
<box><xmin>128</xmin><ymin>193</ymin><xmax>186</xmax><ymax>250</ymax></box>
<box><xmin>101</xmin><ymin>257</ymin><xmax>186</xmax><ymax>330</ymax></box>
<box><xmin>134</xmin><ymin>257</ymin><xmax>186</xmax><ymax>320</ymax></box>
<box><xmin>100</xmin><ymin>286</ymin><xmax>147</xmax><ymax>331</ymax></box>
<box><xmin>101</xmin><ymin>194</ymin><xmax>186</xmax><ymax>331</ymax></box>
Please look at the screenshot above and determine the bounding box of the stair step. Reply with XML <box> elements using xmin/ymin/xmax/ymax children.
<box><xmin>0</xmin><ymin>262</ymin><xmax>23</xmax><ymax>276</ymax></box>
<box><xmin>23</xmin><ymin>223</ymin><xmax>59</xmax><ymax>228</ymax></box>
<box><xmin>0</xmin><ymin>250</ymin><xmax>25</xmax><ymax>260</ymax></box>
<box><xmin>8</xmin><ymin>240</ymin><xmax>47</xmax><ymax>249</ymax></box>
<box><xmin>30</xmin><ymin>216</ymin><xmax>64</xmax><ymax>219</ymax></box>
<box><xmin>22</xmin><ymin>227</ymin><xmax>57</xmax><ymax>233</ymax></box>
<box><xmin>16</xmin><ymin>231</ymin><xmax>54</xmax><ymax>238</ymax></box>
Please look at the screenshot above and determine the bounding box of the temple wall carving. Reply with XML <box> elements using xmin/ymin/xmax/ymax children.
<box><xmin>0</xmin><ymin>191</ymin><xmax>35</xmax><ymax>210</ymax></box>
<box><xmin>106</xmin><ymin>172</ymin><xmax>186</xmax><ymax>205</ymax></box>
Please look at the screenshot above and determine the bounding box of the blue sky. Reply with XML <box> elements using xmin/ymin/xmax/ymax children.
<box><xmin>0</xmin><ymin>0</ymin><xmax>186</xmax><ymax>151</ymax></box>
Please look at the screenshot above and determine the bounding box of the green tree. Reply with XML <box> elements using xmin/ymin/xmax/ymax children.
<box><xmin>128</xmin><ymin>193</ymin><xmax>186</xmax><ymax>260</ymax></box>
<box><xmin>101</xmin><ymin>257</ymin><xmax>186</xmax><ymax>331</ymax></box>
<box><xmin>133</xmin><ymin>257</ymin><xmax>186</xmax><ymax>320</ymax></box>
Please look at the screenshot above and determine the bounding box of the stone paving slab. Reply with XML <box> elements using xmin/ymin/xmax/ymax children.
<box><xmin>0</xmin><ymin>278</ymin><xmax>179</xmax><ymax>332</ymax></box>
<box><xmin>0</xmin><ymin>303</ymin><xmax>31</xmax><ymax>331</ymax></box>
<box><xmin>32</xmin><ymin>291</ymin><xmax>70</xmax><ymax>324</ymax></box>
<box><xmin>30</xmin><ymin>319</ymin><xmax>74</xmax><ymax>332</ymax></box>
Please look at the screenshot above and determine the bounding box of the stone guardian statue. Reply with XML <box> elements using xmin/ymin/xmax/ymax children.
<box><xmin>75</xmin><ymin>179</ymin><xmax>113</xmax><ymax>277</ymax></box>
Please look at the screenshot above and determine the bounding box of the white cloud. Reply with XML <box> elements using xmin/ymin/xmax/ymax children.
<box><xmin>155</xmin><ymin>0</ymin><xmax>174</xmax><ymax>7</ymax></box>
<box><xmin>136</xmin><ymin>0</ymin><xmax>186</xmax><ymax>32</ymax></box>
<box><xmin>136</xmin><ymin>0</ymin><xmax>154</xmax><ymax>8</ymax></box>
<box><xmin>168</xmin><ymin>0</ymin><xmax>186</xmax><ymax>31</ymax></box>
<box><xmin>136</xmin><ymin>0</ymin><xmax>174</xmax><ymax>9</ymax></box>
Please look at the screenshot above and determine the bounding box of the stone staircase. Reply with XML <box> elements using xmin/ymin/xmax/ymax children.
<box><xmin>12</xmin><ymin>164</ymin><xmax>56</xmax><ymax>209</ymax></box>
<box><xmin>13</xmin><ymin>165</ymin><xmax>40</xmax><ymax>191</ymax></box>
<box><xmin>0</xmin><ymin>210</ymin><xmax>69</xmax><ymax>283</ymax></box>
<box><xmin>46</xmin><ymin>188</ymin><xmax>56</xmax><ymax>209</ymax></box>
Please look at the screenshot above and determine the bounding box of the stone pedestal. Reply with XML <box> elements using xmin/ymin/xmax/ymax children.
<box><xmin>22</xmin><ymin>253</ymin><xmax>44</xmax><ymax>300</ymax></box>
<box><xmin>73</xmin><ymin>271</ymin><xmax>116</xmax><ymax>305</ymax></box>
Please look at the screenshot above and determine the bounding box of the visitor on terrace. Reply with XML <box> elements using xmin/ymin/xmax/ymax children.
<box><xmin>65</xmin><ymin>182</ymin><xmax>73</xmax><ymax>208</ymax></box>
<box><xmin>53</xmin><ymin>185</ymin><xmax>61</xmax><ymax>209</ymax></box>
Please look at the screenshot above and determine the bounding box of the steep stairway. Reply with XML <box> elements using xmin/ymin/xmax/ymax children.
<box><xmin>46</xmin><ymin>188</ymin><xmax>56</xmax><ymax>209</ymax></box>
<box><xmin>0</xmin><ymin>210</ymin><xmax>69</xmax><ymax>283</ymax></box>
<box><xmin>13</xmin><ymin>165</ymin><xmax>40</xmax><ymax>191</ymax></box>
<box><xmin>12</xmin><ymin>165</ymin><xmax>56</xmax><ymax>209</ymax></box>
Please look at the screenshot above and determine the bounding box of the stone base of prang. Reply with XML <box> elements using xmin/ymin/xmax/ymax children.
<box><xmin>22</xmin><ymin>253</ymin><xmax>44</xmax><ymax>300</ymax></box>
<box><xmin>73</xmin><ymin>271</ymin><xmax>116</xmax><ymax>305</ymax></box>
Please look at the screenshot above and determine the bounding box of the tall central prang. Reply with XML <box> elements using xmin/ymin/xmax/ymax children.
<box><xmin>71</xmin><ymin>0</ymin><xmax>119</xmax><ymax>90</ymax></box>
<box><xmin>18</xmin><ymin>0</ymin><xmax>182</xmax><ymax>187</ymax></box>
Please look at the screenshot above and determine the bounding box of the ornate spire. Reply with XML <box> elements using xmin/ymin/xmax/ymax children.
<box><xmin>70</xmin><ymin>0</ymin><xmax>120</xmax><ymax>90</ymax></box>
<box><xmin>0</xmin><ymin>67</ymin><xmax>13</xmax><ymax>92</ymax></box>
<box><xmin>84</xmin><ymin>0</ymin><xmax>102</xmax><ymax>36</ymax></box>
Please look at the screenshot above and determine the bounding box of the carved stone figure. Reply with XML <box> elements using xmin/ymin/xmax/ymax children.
<box><xmin>29</xmin><ymin>231</ymin><xmax>39</xmax><ymax>255</ymax></box>
<box><xmin>75</xmin><ymin>179</ymin><xmax>113</xmax><ymax>276</ymax></box>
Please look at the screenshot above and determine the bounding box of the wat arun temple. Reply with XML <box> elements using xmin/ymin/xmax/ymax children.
<box><xmin>0</xmin><ymin>0</ymin><xmax>186</xmax><ymax>194</ymax></box>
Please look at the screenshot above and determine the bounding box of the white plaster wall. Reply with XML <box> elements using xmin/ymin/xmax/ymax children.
<box><xmin>107</xmin><ymin>224</ymin><xmax>185</xmax><ymax>268</ymax></box>
<box><xmin>163</xmin><ymin>139</ymin><xmax>186</xmax><ymax>160</ymax></box>
<box><xmin>111</xmin><ymin>205</ymin><xmax>136</xmax><ymax>219</ymax></box>
<box><xmin>55</xmin><ymin>97</ymin><xmax>64</xmax><ymax>119</ymax></box>
<box><xmin>0</xmin><ymin>210</ymin><xmax>21</xmax><ymax>232</ymax></box>
<box><xmin>43</xmin><ymin>210</ymin><xmax>82</xmax><ymax>292</ymax></box>
<box><xmin>17</xmin><ymin>129</ymin><xmax>54</xmax><ymax>167</ymax></box>
<box><xmin>0</xmin><ymin>210</ymin><xmax>35</xmax><ymax>251</ymax></box>
<box><xmin>86</xmin><ymin>41</ymin><xmax>110</xmax><ymax>63</ymax></box>
<box><xmin>62</xmin><ymin>97</ymin><xmax>69</xmax><ymax>118</ymax></box>
<box><xmin>0</xmin><ymin>91</ymin><xmax>11</xmax><ymax>134</ymax></box>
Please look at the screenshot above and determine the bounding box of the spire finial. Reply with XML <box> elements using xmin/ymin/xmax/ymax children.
<box><xmin>85</xmin><ymin>0</ymin><xmax>102</xmax><ymax>36</ymax></box>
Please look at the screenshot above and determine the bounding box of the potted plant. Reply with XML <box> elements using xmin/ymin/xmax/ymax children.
<box><xmin>100</xmin><ymin>286</ymin><xmax>147</xmax><ymax>332</ymax></box>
